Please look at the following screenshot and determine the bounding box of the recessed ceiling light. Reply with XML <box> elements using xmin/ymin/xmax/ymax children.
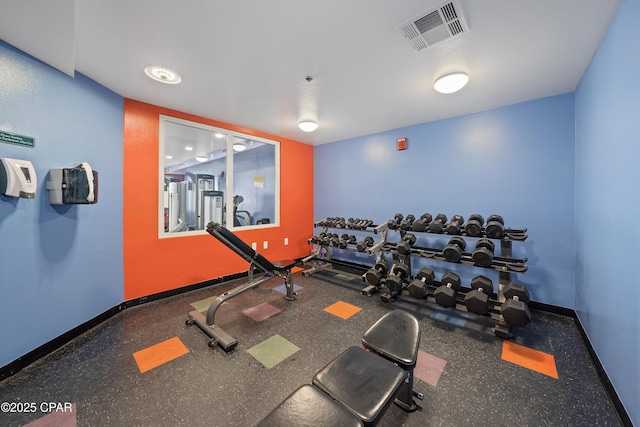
<box><xmin>434</xmin><ymin>72</ymin><xmax>469</xmax><ymax>94</ymax></box>
<box><xmin>298</xmin><ymin>120</ymin><xmax>319</xmax><ymax>132</ymax></box>
<box><xmin>195</xmin><ymin>156</ymin><xmax>208</xmax><ymax>162</ymax></box>
<box><xmin>185</xmin><ymin>146</ymin><xmax>193</xmax><ymax>151</ymax></box>
<box><xmin>144</xmin><ymin>66</ymin><xmax>182</xmax><ymax>84</ymax></box>
<box><xmin>214</xmin><ymin>133</ymin><xmax>225</xmax><ymax>139</ymax></box>
<box><xmin>165</xmin><ymin>155</ymin><xmax>173</xmax><ymax>159</ymax></box>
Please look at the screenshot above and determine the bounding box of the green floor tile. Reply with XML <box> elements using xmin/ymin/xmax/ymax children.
<box><xmin>246</xmin><ymin>334</ymin><xmax>300</xmax><ymax>369</ymax></box>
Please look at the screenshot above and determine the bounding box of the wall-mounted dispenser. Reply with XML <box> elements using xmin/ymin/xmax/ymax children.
<box><xmin>0</xmin><ymin>158</ymin><xmax>37</xmax><ymax>198</ymax></box>
<box><xmin>46</xmin><ymin>162</ymin><xmax>98</xmax><ymax>205</ymax></box>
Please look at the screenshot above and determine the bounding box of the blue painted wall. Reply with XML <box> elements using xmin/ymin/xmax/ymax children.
<box><xmin>575</xmin><ymin>0</ymin><xmax>640</xmax><ymax>423</ymax></box>
<box><xmin>315</xmin><ymin>94</ymin><xmax>576</xmax><ymax>308</ymax></box>
<box><xmin>0</xmin><ymin>41</ymin><xmax>124</xmax><ymax>368</ymax></box>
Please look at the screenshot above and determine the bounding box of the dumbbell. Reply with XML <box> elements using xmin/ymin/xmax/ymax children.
<box><xmin>485</xmin><ymin>214</ymin><xmax>505</xmax><ymax>239</ymax></box>
<box><xmin>310</xmin><ymin>232</ymin><xmax>330</xmax><ymax>245</ymax></box>
<box><xmin>341</xmin><ymin>234</ymin><xmax>357</xmax><ymax>245</ymax></box>
<box><xmin>443</xmin><ymin>236</ymin><xmax>466</xmax><ymax>263</ymax></box>
<box><xmin>472</xmin><ymin>239</ymin><xmax>495</xmax><ymax>267</ymax></box>
<box><xmin>399</xmin><ymin>214</ymin><xmax>415</xmax><ymax>231</ymax></box>
<box><xmin>383</xmin><ymin>263</ymin><xmax>410</xmax><ymax>294</ymax></box>
<box><xmin>387</xmin><ymin>213</ymin><xmax>403</xmax><ymax>230</ymax></box>
<box><xmin>445</xmin><ymin>215</ymin><xmax>465</xmax><ymax>235</ymax></box>
<box><xmin>464</xmin><ymin>275</ymin><xmax>493</xmax><ymax>315</ymax></box>
<box><xmin>427</xmin><ymin>214</ymin><xmax>448</xmax><ymax>233</ymax></box>
<box><xmin>364</xmin><ymin>258</ymin><xmax>389</xmax><ymax>287</ymax></box>
<box><xmin>396</xmin><ymin>233</ymin><xmax>417</xmax><ymax>255</ymax></box>
<box><xmin>356</xmin><ymin>236</ymin><xmax>374</xmax><ymax>252</ymax></box>
<box><xmin>501</xmin><ymin>282</ymin><xmax>532</xmax><ymax>327</ymax></box>
<box><xmin>407</xmin><ymin>267</ymin><xmax>435</xmax><ymax>299</ymax></box>
<box><xmin>434</xmin><ymin>272</ymin><xmax>461</xmax><ymax>308</ymax></box>
<box><xmin>330</xmin><ymin>233</ymin><xmax>347</xmax><ymax>248</ymax></box>
<box><xmin>465</xmin><ymin>214</ymin><xmax>484</xmax><ymax>237</ymax></box>
<box><xmin>411</xmin><ymin>213</ymin><xmax>433</xmax><ymax>232</ymax></box>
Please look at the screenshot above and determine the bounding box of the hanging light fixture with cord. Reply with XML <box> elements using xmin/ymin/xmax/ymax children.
<box><xmin>298</xmin><ymin>76</ymin><xmax>319</xmax><ymax>132</ymax></box>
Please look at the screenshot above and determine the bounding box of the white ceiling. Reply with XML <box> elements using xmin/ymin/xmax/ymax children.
<box><xmin>0</xmin><ymin>0</ymin><xmax>621</xmax><ymax>146</ymax></box>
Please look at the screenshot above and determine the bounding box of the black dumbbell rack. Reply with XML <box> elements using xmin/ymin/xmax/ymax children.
<box><xmin>387</xmin><ymin>218</ymin><xmax>528</xmax><ymax>339</ymax></box>
<box><xmin>303</xmin><ymin>218</ymin><xmax>390</xmax><ymax>282</ymax></box>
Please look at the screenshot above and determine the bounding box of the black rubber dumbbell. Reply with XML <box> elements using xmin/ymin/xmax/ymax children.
<box><xmin>330</xmin><ymin>233</ymin><xmax>346</xmax><ymax>248</ymax></box>
<box><xmin>434</xmin><ymin>272</ymin><xmax>461</xmax><ymax>308</ymax></box>
<box><xmin>407</xmin><ymin>267</ymin><xmax>435</xmax><ymax>299</ymax></box>
<box><xmin>311</xmin><ymin>232</ymin><xmax>330</xmax><ymax>245</ymax></box>
<box><xmin>341</xmin><ymin>234</ymin><xmax>357</xmax><ymax>245</ymax></box>
<box><xmin>464</xmin><ymin>275</ymin><xmax>494</xmax><ymax>315</ymax></box>
<box><xmin>501</xmin><ymin>282</ymin><xmax>532</xmax><ymax>327</ymax></box>
<box><xmin>472</xmin><ymin>239</ymin><xmax>495</xmax><ymax>267</ymax></box>
<box><xmin>387</xmin><ymin>213</ymin><xmax>403</xmax><ymax>230</ymax></box>
<box><xmin>397</xmin><ymin>233</ymin><xmax>417</xmax><ymax>255</ymax></box>
<box><xmin>364</xmin><ymin>258</ymin><xmax>389</xmax><ymax>287</ymax></box>
<box><xmin>383</xmin><ymin>263</ymin><xmax>410</xmax><ymax>294</ymax></box>
<box><xmin>411</xmin><ymin>213</ymin><xmax>433</xmax><ymax>232</ymax></box>
<box><xmin>356</xmin><ymin>236</ymin><xmax>374</xmax><ymax>252</ymax></box>
<box><xmin>443</xmin><ymin>236</ymin><xmax>466</xmax><ymax>263</ymax></box>
<box><xmin>399</xmin><ymin>214</ymin><xmax>416</xmax><ymax>231</ymax></box>
<box><xmin>446</xmin><ymin>215</ymin><xmax>465</xmax><ymax>235</ymax></box>
<box><xmin>465</xmin><ymin>214</ymin><xmax>484</xmax><ymax>237</ymax></box>
<box><xmin>485</xmin><ymin>214</ymin><xmax>505</xmax><ymax>239</ymax></box>
<box><xmin>427</xmin><ymin>214</ymin><xmax>448</xmax><ymax>233</ymax></box>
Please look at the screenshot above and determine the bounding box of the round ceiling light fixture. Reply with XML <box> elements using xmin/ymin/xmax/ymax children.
<box><xmin>434</xmin><ymin>72</ymin><xmax>469</xmax><ymax>94</ymax></box>
<box><xmin>144</xmin><ymin>66</ymin><xmax>182</xmax><ymax>84</ymax></box>
<box><xmin>298</xmin><ymin>120</ymin><xmax>319</xmax><ymax>132</ymax></box>
<box><xmin>233</xmin><ymin>142</ymin><xmax>247</xmax><ymax>152</ymax></box>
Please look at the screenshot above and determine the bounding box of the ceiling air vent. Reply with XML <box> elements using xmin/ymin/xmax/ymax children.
<box><xmin>398</xmin><ymin>1</ymin><xmax>469</xmax><ymax>52</ymax></box>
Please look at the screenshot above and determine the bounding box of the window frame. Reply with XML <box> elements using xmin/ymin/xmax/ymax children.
<box><xmin>158</xmin><ymin>115</ymin><xmax>280</xmax><ymax>239</ymax></box>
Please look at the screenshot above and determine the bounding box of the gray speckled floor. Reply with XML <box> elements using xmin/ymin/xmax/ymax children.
<box><xmin>0</xmin><ymin>272</ymin><xmax>623</xmax><ymax>427</ymax></box>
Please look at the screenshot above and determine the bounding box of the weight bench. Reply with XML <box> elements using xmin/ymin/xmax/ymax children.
<box><xmin>186</xmin><ymin>221</ymin><xmax>297</xmax><ymax>352</ymax></box>
<box><xmin>258</xmin><ymin>346</ymin><xmax>407</xmax><ymax>427</ymax></box>
<box><xmin>361</xmin><ymin>310</ymin><xmax>423</xmax><ymax>411</ymax></box>
<box><xmin>258</xmin><ymin>311</ymin><xmax>423</xmax><ymax>426</ymax></box>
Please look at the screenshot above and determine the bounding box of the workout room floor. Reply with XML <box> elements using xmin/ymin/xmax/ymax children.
<box><xmin>0</xmin><ymin>271</ymin><xmax>623</xmax><ymax>427</ymax></box>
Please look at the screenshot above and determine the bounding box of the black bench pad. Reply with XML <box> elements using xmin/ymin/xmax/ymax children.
<box><xmin>257</xmin><ymin>384</ymin><xmax>363</xmax><ymax>427</ymax></box>
<box><xmin>312</xmin><ymin>346</ymin><xmax>406</xmax><ymax>425</ymax></box>
<box><xmin>361</xmin><ymin>310</ymin><xmax>420</xmax><ymax>369</ymax></box>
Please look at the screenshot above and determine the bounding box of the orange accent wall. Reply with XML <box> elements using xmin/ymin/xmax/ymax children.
<box><xmin>123</xmin><ymin>99</ymin><xmax>314</xmax><ymax>300</ymax></box>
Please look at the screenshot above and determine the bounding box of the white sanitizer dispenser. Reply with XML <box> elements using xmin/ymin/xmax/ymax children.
<box><xmin>46</xmin><ymin>162</ymin><xmax>98</xmax><ymax>205</ymax></box>
<box><xmin>0</xmin><ymin>158</ymin><xmax>37</xmax><ymax>198</ymax></box>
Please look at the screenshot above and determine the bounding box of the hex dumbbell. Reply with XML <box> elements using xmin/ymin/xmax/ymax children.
<box><xmin>434</xmin><ymin>272</ymin><xmax>461</xmax><ymax>308</ymax></box>
<box><xmin>407</xmin><ymin>267</ymin><xmax>436</xmax><ymax>299</ymax></box>
<box><xmin>427</xmin><ymin>214</ymin><xmax>448</xmax><ymax>233</ymax></box>
<box><xmin>472</xmin><ymin>239</ymin><xmax>495</xmax><ymax>267</ymax></box>
<box><xmin>464</xmin><ymin>275</ymin><xmax>494</xmax><ymax>315</ymax></box>
<box><xmin>399</xmin><ymin>214</ymin><xmax>416</xmax><ymax>231</ymax></box>
<box><xmin>364</xmin><ymin>258</ymin><xmax>389</xmax><ymax>287</ymax></box>
<box><xmin>485</xmin><ymin>214</ymin><xmax>505</xmax><ymax>239</ymax></box>
<box><xmin>387</xmin><ymin>213</ymin><xmax>403</xmax><ymax>230</ymax></box>
<box><xmin>443</xmin><ymin>236</ymin><xmax>466</xmax><ymax>263</ymax></box>
<box><xmin>445</xmin><ymin>215</ymin><xmax>465</xmax><ymax>235</ymax></box>
<box><xmin>501</xmin><ymin>282</ymin><xmax>531</xmax><ymax>327</ymax></box>
<box><xmin>341</xmin><ymin>234</ymin><xmax>357</xmax><ymax>245</ymax></box>
<box><xmin>411</xmin><ymin>213</ymin><xmax>433</xmax><ymax>232</ymax></box>
<box><xmin>397</xmin><ymin>233</ymin><xmax>417</xmax><ymax>255</ymax></box>
<box><xmin>383</xmin><ymin>263</ymin><xmax>410</xmax><ymax>294</ymax></box>
<box><xmin>356</xmin><ymin>236</ymin><xmax>374</xmax><ymax>252</ymax></box>
<box><xmin>465</xmin><ymin>214</ymin><xmax>484</xmax><ymax>237</ymax></box>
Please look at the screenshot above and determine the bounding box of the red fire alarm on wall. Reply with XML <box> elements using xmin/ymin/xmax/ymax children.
<box><xmin>397</xmin><ymin>138</ymin><xmax>407</xmax><ymax>151</ymax></box>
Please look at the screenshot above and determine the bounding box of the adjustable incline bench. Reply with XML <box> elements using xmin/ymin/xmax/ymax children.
<box><xmin>186</xmin><ymin>221</ymin><xmax>297</xmax><ymax>352</ymax></box>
